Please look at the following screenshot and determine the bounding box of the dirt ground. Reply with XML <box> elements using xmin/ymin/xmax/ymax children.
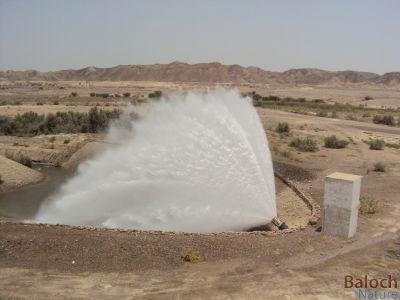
<box><xmin>0</xmin><ymin>87</ymin><xmax>399</xmax><ymax>299</ymax></box>
<box><xmin>0</xmin><ymin>155</ymin><xmax>45</xmax><ymax>192</ymax></box>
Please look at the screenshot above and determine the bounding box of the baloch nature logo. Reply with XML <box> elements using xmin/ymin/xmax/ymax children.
<box><xmin>345</xmin><ymin>275</ymin><xmax>398</xmax><ymax>299</ymax></box>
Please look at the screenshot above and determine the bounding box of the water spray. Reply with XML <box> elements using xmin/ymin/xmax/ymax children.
<box><xmin>34</xmin><ymin>89</ymin><xmax>277</xmax><ymax>232</ymax></box>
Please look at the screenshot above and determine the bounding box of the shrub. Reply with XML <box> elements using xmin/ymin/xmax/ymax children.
<box><xmin>279</xmin><ymin>149</ymin><xmax>293</xmax><ymax>159</ymax></box>
<box><xmin>0</xmin><ymin>109</ymin><xmax>121</xmax><ymax>136</ymax></box>
<box><xmin>317</xmin><ymin>111</ymin><xmax>328</xmax><ymax>117</ymax></box>
<box><xmin>324</xmin><ymin>135</ymin><xmax>349</xmax><ymax>149</ymax></box>
<box><xmin>289</xmin><ymin>137</ymin><xmax>318</xmax><ymax>152</ymax></box>
<box><xmin>6</xmin><ymin>152</ymin><xmax>32</xmax><ymax>168</ymax></box>
<box><xmin>0</xmin><ymin>175</ymin><xmax>3</xmax><ymax>185</ymax></box>
<box><xmin>363</xmin><ymin>96</ymin><xmax>373</xmax><ymax>101</ymax></box>
<box><xmin>359</xmin><ymin>196</ymin><xmax>378</xmax><ymax>215</ymax></box>
<box><xmin>373</xmin><ymin>162</ymin><xmax>385</xmax><ymax>172</ymax></box>
<box><xmin>36</xmin><ymin>101</ymin><xmax>43</xmax><ymax>105</ymax></box>
<box><xmin>276</xmin><ymin>122</ymin><xmax>290</xmax><ymax>133</ymax></box>
<box><xmin>262</xmin><ymin>95</ymin><xmax>280</xmax><ymax>102</ymax></box>
<box><xmin>385</xmin><ymin>142</ymin><xmax>400</xmax><ymax>149</ymax></box>
<box><xmin>148</xmin><ymin>91</ymin><xmax>162</xmax><ymax>98</ymax></box>
<box><xmin>49</xmin><ymin>136</ymin><xmax>56</xmax><ymax>142</ymax></box>
<box><xmin>63</xmin><ymin>138</ymin><xmax>70</xmax><ymax>144</ymax></box>
<box><xmin>123</xmin><ymin>92</ymin><xmax>131</xmax><ymax>97</ymax></box>
<box><xmin>272</xmin><ymin>146</ymin><xmax>294</xmax><ymax>160</ymax></box>
<box><xmin>181</xmin><ymin>248</ymin><xmax>201</xmax><ymax>263</ymax></box>
<box><xmin>373</xmin><ymin>115</ymin><xmax>395</xmax><ymax>126</ymax></box>
<box><xmin>71</xmin><ymin>92</ymin><xmax>78</xmax><ymax>97</ymax></box>
<box><xmin>369</xmin><ymin>139</ymin><xmax>385</xmax><ymax>150</ymax></box>
<box><xmin>53</xmin><ymin>100</ymin><xmax>59</xmax><ymax>105</ymax></box>
<box><xmin>90</xmin><ymin>92</ymin><xmax>96</xmax><ymax>97</ymax></box>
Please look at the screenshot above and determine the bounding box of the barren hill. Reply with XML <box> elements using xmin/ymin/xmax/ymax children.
<box><xmin>1</xmin><ymin>62</ymin><xmax>399</xmax><ymax>86</ymax></box>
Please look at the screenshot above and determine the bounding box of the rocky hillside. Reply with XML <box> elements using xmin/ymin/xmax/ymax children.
<box><xmin>1</xmin><ymin>61</ymin><xmax>399</xmax><ymax>86</ymax></box>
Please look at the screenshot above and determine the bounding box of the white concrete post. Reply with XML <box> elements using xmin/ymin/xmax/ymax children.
<box><xmin>322</xmin><ymin>172</ymin><xmax>362</xmax><ymax>238</ymax></box>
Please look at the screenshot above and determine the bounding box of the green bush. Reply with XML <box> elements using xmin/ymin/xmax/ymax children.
<box><xmin>90</xmin><ymin>92</ymin><xmax>96</xmax><ymax>97</ymax></box>
<box><xmin>289</xmin><ymin>137</ymin><xmax>318</xmax><ymax>152</ymax></box>
<box><xmin>276</xmin><ymin>122</ymin><xmax>290</xmax><ymax>133</ymax></box>
<box><xmin>71</xmin><ymin>92</ymin><xmax>78</xmax><ymax>97</ymax></box>
<box><xmin>123</xmin><ymin>92</ymin><xmax>131</xmax><ymax>97</ymax></box>
<box><xmin>373</xmin><ymin>162</ymin><xmax>385</xmax><ymax>172</ymax></box>
<box><xmin>324</xmin><ymin>135</ymin><xmax>349</xmax><ymax>149</ymax></box>
<box><xmin>63</xmin><ymin>138</ymin><xmax>70</xmax><ymax>144</ymax></box>
<box><xmin>148</xmin><ymin>91</ymin><xmax>162</xmax><ymax>98</ymax></box>
<box><xmin>0</xmin><ymin>108</ymin><xmax>121</xmax><ymax>136</ymax></box>
<box><xmin>369</xmin><ymin>139</ymin><xmax>385</xmax><ymax>150</ymax></box>
<box><xmin>373</xmin><ymin>115</ymin><xmax>395</xmax><ymax>126</ymax></box>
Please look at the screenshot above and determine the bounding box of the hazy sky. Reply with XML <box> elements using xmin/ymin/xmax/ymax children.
<box><xmin>0</xmin><ymin>0</ymin><xmax>399</xmax><ymax>73</ymax></box>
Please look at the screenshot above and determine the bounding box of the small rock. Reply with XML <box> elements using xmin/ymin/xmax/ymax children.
<box><xmin>305</xmin><ymin>245</ymin><xmax>315</xmax><ymax>254</ymax></box>
<box><xmin>308</xmin><ymin>217</ymin><xmax>318</xmax><ymax>225</ymax></box>
<box><xmin>275</xmin><ymin>262</ymin><xmax>280</xmax><ymax>267</ymax></box>
<box><xmin>71</xmin><ymin>260</ymin><xmax>75</xmax><ymax>264</ymax></box>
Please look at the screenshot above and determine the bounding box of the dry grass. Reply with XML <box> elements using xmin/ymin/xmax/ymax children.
<box><xmin>181</xmin><ymin>248</ymin><xmax>201</xmax><ymax>263</ymax></box>
<box><xmin>359</xmin><ymin>196</ymin><xmax>378</xmax><ymax>215</ymax></box>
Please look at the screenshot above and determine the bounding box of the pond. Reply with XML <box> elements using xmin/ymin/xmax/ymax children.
<box><xmin>0</xmin><ymin>165</ymin><xmax>72</xmax><ymax>220</ymax></box>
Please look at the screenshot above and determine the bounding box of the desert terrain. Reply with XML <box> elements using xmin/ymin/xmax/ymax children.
<box><xmin>0</xmin><ymin>63</ymin><xmax>399</xmax><ymax>299</ymax></box>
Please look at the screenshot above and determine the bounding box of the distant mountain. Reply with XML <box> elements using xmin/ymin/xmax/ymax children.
<box><xmin>1</xmin><ymin>62</ymin><xmax>399</xmax><ymax>86</ymax></box>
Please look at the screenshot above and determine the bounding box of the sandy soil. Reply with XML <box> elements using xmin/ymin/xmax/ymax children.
<box><xmin>248</xmin><ymin>85</ymin><xmax>400</xmax><ymax>108</ymax></box>
<box><xmin>0</xmin><ymin>133</ymin><xmax>94</xmax><ymax>165</ymax></box>
<box><xmin>0</xmin><ymin>156</ymin><xmax>45</xmax><ymax>192</ymax></box>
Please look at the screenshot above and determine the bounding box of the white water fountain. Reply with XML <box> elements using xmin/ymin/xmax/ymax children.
<box><xmin>35</xmin><ymin>89</ymin><xmax>277</xmax><ymax>232</ymax></box>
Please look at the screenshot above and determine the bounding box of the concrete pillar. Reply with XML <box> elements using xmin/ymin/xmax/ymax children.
<box><xmin>322</xmin><ymin>172</ymin><xmax>362</xmax><ymax>238</ymax></box>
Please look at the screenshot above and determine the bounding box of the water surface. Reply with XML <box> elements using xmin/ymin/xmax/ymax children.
<box><xmin>0</xmin><ymin>165</ymin><xmax>71</xmax><ymax>219</ymax></box>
